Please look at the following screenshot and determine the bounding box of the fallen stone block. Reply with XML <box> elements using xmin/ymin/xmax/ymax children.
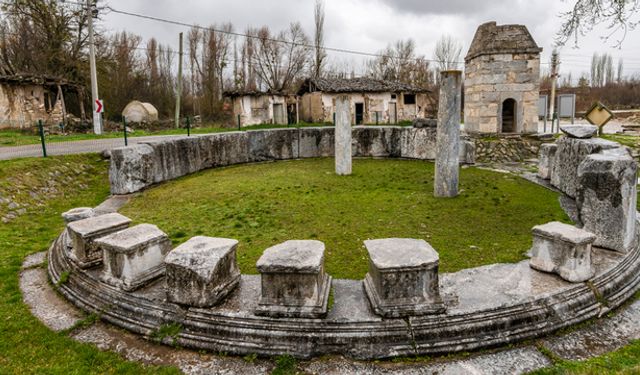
<box><xmin>255</xmin><ymin>240</ymin><xmax>332</xmax><ymax>318</ymax></box>
<box><xmin>529</xmin><ymin>221</ymin><xmax>596</xmax><ymax>282</ymax></box>
<box><xmin>550</xmin><ymin>136</ymin><xmax>619</xmax><ymax>198</ymax></box>
<box><xmin>363</xmin><ymin>238</ymin><xmax>445</xmax><ymax>317</ymax></box>
<box><xmin>96</xmin><ymin>223</ymin><xmax>171</xmax><ymax>291</ymax></box>
<box><xmin>67</xmin><ymin>213</ymin><xmax>131</xmax><ymax>268</ymax></box>
<box><xmin>577</xmin><ymin>148</ymin><xmax>637</xmax><ymax>252</ymax></box>
<box><xmin>538</xmin><ymin>143</ymin><xmax>557</xmax><ymax>180</ymax></box>
<box><xmin>560</xmin><ymin>125</ymin><xmax>598</xmax><ymax>139</ymax></box>
<box><xmin>165</xmin><ymin>236</ymin><xmax>240</xmax><ymax>307</ymax></box>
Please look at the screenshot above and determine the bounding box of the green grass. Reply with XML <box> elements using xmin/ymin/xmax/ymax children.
<box><xmin>121</xmin><ymin>158</ymin><xmax>569</xmax><ymax>279</ymax></box>
<box><xmin>530</xmin><ymin>340</ymin><xmax>640</xmax><ymax>374</ymax></box>
<box><xmin>0</xmin><ymin>154</ymin><xmax>179</xmax><ymax>373</ymax></box>
<box><xmin>0</xmin><ymin>123</ymin><xmax>331</xmax><ymax>148</ymax></box>
<box><xmin>602</xmin><ymin>134</ymin><xmax>640</xmax><ymax>150</ymax></box>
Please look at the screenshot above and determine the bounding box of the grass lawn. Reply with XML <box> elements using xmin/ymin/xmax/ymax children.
<box><xmin>121</xmin><ymin>158</ymin><xmax>569</xmax><ymax>279</ymax></box>
<box><xmin>0</xmin><ymin>155</ymin><xmax>179</xmax><ymax>373</ymax></box>
<box><xmin>1</xmin><ymin>154</ymin><xmax>640</xmax><ymax>374</ymax></box>
<box><xmin>0</xmin><ymin>123</ymin><xmax>332</xmax><ymax>148</ymax></box>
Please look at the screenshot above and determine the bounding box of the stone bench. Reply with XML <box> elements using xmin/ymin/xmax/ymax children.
<box><xmin>96</xmin><ymin>223</ymin><xmax>171</xmax><ymax>291</ymax></box>
<box><xmin>165</xmin><ymin>236</ymin><xmax>241</xmax><ymax>307</ymax></box>
<box><xmin>363</xmin><ymin>238</ymin><xmax>445</xmax><ymax>317</ymax></box>
<box><xmin>529</xmin><ymin>221</ymin><xmax>596</xmax><ymax>282</ymax></box>
<box><xmin>255</xmin><ymin>240</ymin><xmax>332</xmax><ymax>318</ymax></box>
<box><xmin>66</xmin><ymin>213</ymin><xmax>131</xmax><ymax>268</ymax></box>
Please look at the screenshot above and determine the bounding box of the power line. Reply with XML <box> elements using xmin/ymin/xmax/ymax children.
<box><xmin>104</xmin><ymin>5</ymin><xmax>464</xmax><ymax>65</ymax></box>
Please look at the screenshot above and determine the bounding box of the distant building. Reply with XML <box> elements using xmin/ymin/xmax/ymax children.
<box><xmin>122</xmin><ymin>100</ymin><xmax>159</xmax><ymax>123</ymax></box>
<box><xmin>0</xmin><ymin>74</ymin><xmax>77</xmax><ymax>129</ymax></box>
<box><xmin>223</xmin><ymin>90</ymin><xmax>298</xmax><ymax>127</ymax></box>
<box><xmin>464</xmin><ymin>21</ymin><xmax>542</xmax><ymax>134</ymax></box>
<box><xmin>297</xmin><ymin>77</ymin><xmax>432</xmax><ymax>125</ymax></box>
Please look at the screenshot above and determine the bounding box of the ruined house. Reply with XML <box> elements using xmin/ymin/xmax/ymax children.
<box><xmin>297</xmin><ymin>77</ymin><xmax>432</xmax><ymax>125</ymax></box>
<box><xmin>464</xmin><ymin>21</ymin><xmax>542</xmax><ymax>134</ymax></box>
<box><xmin>224</xmin><ymin>90</ymin><xmax>298</xmax><ymax>127</ymax></box>
<box><xmin>0</xmin><ymin>74</ymin><xmax>81</xmax><ymax>129</ymax></box>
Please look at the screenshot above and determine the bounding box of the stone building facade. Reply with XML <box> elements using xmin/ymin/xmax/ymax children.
<box><xmin>297</xmin><ymin>77</ymin><xmax>432</xmax><ymax>125</ymax></box>
<box><xmin>464</xmin><ymin>22</ymin><xmax>542</xmax><ymax>134</ymax></box>
<box><xmin>224</xmin><ymin>90</ymin><xmax>298</xmax><ymax>126</ymax></box>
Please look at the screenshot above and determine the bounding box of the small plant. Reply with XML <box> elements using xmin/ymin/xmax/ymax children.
<box><xmin>243</xmin><ymin>353</ymin><xmax>258</xmax><ymax>363</ymax></box>
<box><xmin>151</xmin><ymin>322</ymin><xmax>182</xmax><ymax>347</ymax></box>
<box><xmin>271</xmin><ymin>355</ymin><xmax>297</xmax><ymax>375</ymax></box>
<box><xmin>56</xmin><ymin>271</ymin><xmax>70</xmax><ymax>286</ymax></box>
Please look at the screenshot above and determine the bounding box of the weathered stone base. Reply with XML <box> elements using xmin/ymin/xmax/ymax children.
<box><xmin>101</xmin><ymin>265</ymin><xmax>165</xmax><ymax>292</ymax></box>
<box><xmin>363</xmin><ymin>274</ymin><xmax>445</xmax><ymax>317</ymax></box>
<box><xmin>255</xmin><ymin>274</ymin><xmax>332</xmax><ymax>319</ymax></box>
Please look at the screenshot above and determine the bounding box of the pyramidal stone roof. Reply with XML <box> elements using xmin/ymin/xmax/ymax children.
<box><xmin>465</xmin><ymin>21</ymin><xmax>542</xmax><ymax>62</ymax></box>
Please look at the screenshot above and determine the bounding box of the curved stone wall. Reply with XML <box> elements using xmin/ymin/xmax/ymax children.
<box><xmin>109</xmin><ymin>126</ymin><xmax>476</xmax><ymax>195</ymax></box>
<box><xmin>44</xmin><ymin>129</ymin><xmax>640</xmax><ymax>360</ymax></box>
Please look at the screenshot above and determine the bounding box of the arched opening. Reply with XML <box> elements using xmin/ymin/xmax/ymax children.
<box><xmin>502</xmin><ymin>99</ymin><xmax>516</xmax><ymax>133</ymax></box>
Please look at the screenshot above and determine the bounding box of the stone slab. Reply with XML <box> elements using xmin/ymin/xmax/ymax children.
<box><xmin>532</xmin><ymin>221</ymin><xmax>596</xmax><ymax>244</ymax></box>
<box><xmin>256</xmin><ymin>240</ymin><xmax>325</xmax><ymax>273</ymax></box>
<box><xmin>61</xmin><ymin>207</ymin><xmax>95</xmax><ymax>223</ymax></box>
<box><xmin>66</xmin><ymin>213</ymin><xmax>132</xmax><ymax>268</ymax></box>
<box><xmin>560</xmin><ymin>124</ymin><xmax>598</xmax><ymax>139</ymax></box>
<box><xmin>364</xmin><ymin>238</ymin><xmax>438</xmax><ymax>270</ymax></box>
<box><xmin>96</xmin><ymin>223</ymin><xmax>168</xmax><ymax>254</ymax></box>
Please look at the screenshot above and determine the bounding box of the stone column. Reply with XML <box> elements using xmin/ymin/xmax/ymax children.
<box><xmin>434</xmin><ymin>70</ymin><xmax>462</xmax><ymax>197</ymax></box>
<box><xmin>335</xmin><ymin>95</ymin><xmax>352</xmax><ymax>175</ymax></box>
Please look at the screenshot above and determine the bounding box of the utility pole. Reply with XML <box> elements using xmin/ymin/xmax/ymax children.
<box><xmin>87</xmin><ymin>0</ymin><xmax>102</xmax><ymax>134</ymax></box>
<box><xmin>548</xmin><ymin>49</ymin><xmax>559</xmax><ymax>131</ymax></box>
<box><xmin>175</xmin><ymin>32</ymin><xmax>183</xmax><ymax>128</ymax></box>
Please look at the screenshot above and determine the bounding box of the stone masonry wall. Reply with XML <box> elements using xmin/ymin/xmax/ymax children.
<box><xmin>473</xmin><ymin>135</ymin><xmax>543</xmax><ymax>163</ymax></box>
<box><xmin>464</xmin><ymin>53</ymin><xmax>540</xmax><ymax>134</ymax></box>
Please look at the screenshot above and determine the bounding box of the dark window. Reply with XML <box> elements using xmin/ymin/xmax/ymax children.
<box><xmin>404</xmin><ymin>94</ymin><xmax>416</xmax><ymax>105</ymax></box>
<box><xmin>391</xmin><ymin>94</ymin><xmax>397</xmax><ymax>100</ymax></box>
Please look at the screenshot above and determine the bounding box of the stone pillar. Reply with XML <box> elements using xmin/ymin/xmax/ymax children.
<box><xmin>335</xmin><ymin>95</ymin><xmax>352</xmax><ymax>175</ymax></box>
<box><xmin>434</xmin><ymin>70</ymin><xmax>462</xmax><ymax>197</ymax></box>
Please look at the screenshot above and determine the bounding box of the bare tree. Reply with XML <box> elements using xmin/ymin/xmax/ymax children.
<box><xmin>367</xmin><ymin>39</ymin><xmax>433</xmax><ymax>87</ymax></box>
<box><xmin>556</xmin><ymin>0</ymin><xmax>640</xmax><ymax>47</ymax></box>
<box><xmin>251</xmin><ymin>23</ymin><xmax>311</xmax><ymax>92</ymax></box>
<box><xmin>313</xmin><ymin>0</ymin><xmax>326</xmax><ymax>79</ymax></box>
<box><xmin>433</xmin><ymin>35</ymin><xmax>462</xmax><ymax>72</ymax></box>
<box><xmin>617</xmin><ymin>58</ymin><xmax>624</xmax><ymax>83</ymax></box>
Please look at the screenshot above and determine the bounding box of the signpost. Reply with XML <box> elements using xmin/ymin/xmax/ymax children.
<box><xmin>557</xmin><ymin>94</ymin><xmax>576</xmax><ymax>124</ymax></box>
<box><xmin>95</xmin><ymin>99</ymin><xmax>104</xmax><ymax>114</ymax></box>
<box><xmin>585</xmin><ymin>102</ymin><xmax>614</xmax><ymax>135</ymax></box>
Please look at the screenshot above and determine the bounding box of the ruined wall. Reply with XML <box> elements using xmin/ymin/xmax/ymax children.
<box><xmin>299</xmin><ymin>92</ymin><xmax>430</xmax><ymax>124</ymax></box>
<box><xmin>464</xmin><ymin>53</ymin><xmax>540</xmax><ymax>134</ymax></box>
<box><xmin>0</xmin><ymin>84</ymin><xmax>60</xmax><ymax>129</ymax></box>
<box><xmin>233</xmin><ymin>95</ymin><xmax>288</xmax><ymax>126</ymax></box>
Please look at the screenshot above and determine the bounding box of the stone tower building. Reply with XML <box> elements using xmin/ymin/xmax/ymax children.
<box><xmin>464</xmin><ymin>22</ymin><xmax>542</xmax><ymax>134</ymax></box>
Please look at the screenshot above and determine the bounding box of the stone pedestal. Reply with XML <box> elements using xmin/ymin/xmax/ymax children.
<box><xmin>537</xmin><ymin>143</ymin><xmax>557</xmax><ymax>180</ymax></box>
<box><xmin>96</xmin><ymin>223</ymin><xmax>171</xmax><ymax>291</ymax></box>
<box><xmin>165</xmin><ymin>236</ymin><xmax>240</xmax><ymax>307</ymax></box>
<box><xmin>577</xmin><ymin>149</ymin><xmax>637</xmax><ymax>252</ymax></box>
<box><xmin>435</xmin><ymin>70</ymin><xmax>462</xmax><ymax>197</ymax></box>
<box><xmin>529</xmin><ymin>221</ymin><xmax>596</xmax><ymax>282</ymax></box>
<box><xmin>363</xmin><ymin>238</ymin><xmax>445</xmax><ymax>317</ymax></box>
<box><xmin>66</xmin><ymin>213</ymin><xmax>131</xmax><ymax>268</ymax></box>
<box><xmin>255</xmin><ymin>240</ymin><xmax>331</xmax><ymax>318</ymax></box>
<box><xmin>61</xmin><ymin>207</ymin><xmax>95</xmax><ymax>253</ymax></box>
<box><xmin>335</xmin><ymin>95</ymin><xmax>352</xmax><ymax>175</ymax></box>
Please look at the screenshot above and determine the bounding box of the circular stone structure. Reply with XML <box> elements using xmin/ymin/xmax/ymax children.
<box><xmin>48</xmin><ymin>127</ymin><xmax>640</xmax><ymax>359</ymax></box>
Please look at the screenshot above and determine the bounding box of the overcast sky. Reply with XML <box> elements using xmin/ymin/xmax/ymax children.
<box><xmin>99</xmin><ymin>0</ymin><xmax>640</xmax><ymax>82</ymax></box>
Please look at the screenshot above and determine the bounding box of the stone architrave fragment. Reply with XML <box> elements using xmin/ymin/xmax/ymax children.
<box><xmin>577</xmin><ymin>149</ymin><xmax>638</xmax><ymax>253</ymax></box>
<box><xmin>61</xmin><ymin>207</ymin><xmax>95</xmax><ymax>252</ymax></box>
<box><xmin>530</xmin><ymin>221</ymin><xmax>596</xmax><ymax>282</ymax></box>
<box><xmin>560</xmin><ymin>125</ymin><xmax>598</xmax><ymax>139</ymax></box>
<box><xmin>165</xmin><ymin>236</ymin><xmax>241</xmax><ymax>307</ymax></box>
<box><xmin>537</xmin><ymin>143</ymin><xmax>557</xmax><ymax>180</ymax></box>
<box><xmin>335</xmin><ymin>95</ymin><xmax>352</xmax><ymax>175</ymax></box>
<box><xmin>96</xmin><ymin>223</ymin><xmax>171</xmax><ymax>291</ymax></box>
<box><xmin>550</xmin><ymin>136</ymin><xmax>619</xmax><ymax>198</ymax></box>
<box><xmin>255</xmin><ymin>240</ymin><xmax>332</xmax><ymax>318</ymax></box>
<box><xmin>66</xmin><ymin>213</ymin><xmax>131</xmax><ymax>268</ymax></box>
<box><xmin>435</xmin><ymin>70</ymin><xmax>462</xmax><ymax>197</ymax></box>
<box><xmin>363</xmin><ymin>238</ymin><xmax>445</xmax><ymax>317</ymax></box>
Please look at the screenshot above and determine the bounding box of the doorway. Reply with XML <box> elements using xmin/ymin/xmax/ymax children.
<box><xmin>355</xmin><ymin>103</ymin><xmax>364</xmax><ymax>125</ymax></box>
<box><xmin>273</xmin><ymin>103</ymin><xmax>285</xmax><ymax>124</ymax></box>
<box><xmin>502</xmin><ymin>99</ymin><xmax>516</xmax><ymax>133</ymax></box>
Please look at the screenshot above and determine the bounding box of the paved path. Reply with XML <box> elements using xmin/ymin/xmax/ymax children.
<box><xmin>0</xmin><ymin>134</ymin><xmax>191</xmax><ymax>161</ymax></box>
